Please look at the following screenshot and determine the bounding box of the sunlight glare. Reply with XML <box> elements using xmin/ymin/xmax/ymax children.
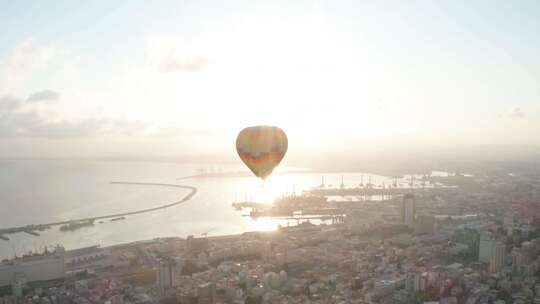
<box><xmin>246</xmin><ymin>217</ymin><xmax>282</xmax><ymax>232</ymax></box>
<box><xmin>250</xmin><ymin>175</ymin><xmax>289</xmax><ymax>204</ymax></box>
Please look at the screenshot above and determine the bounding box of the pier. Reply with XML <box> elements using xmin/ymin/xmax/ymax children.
<box><xmin>23</xmin><ymin>230</ymin><xmax>40</xmax><ymax>236</ymax></box>
<box><xmin>0</xmin><ymin>182</ymin><xmax>197</xmax><ymax>240</ymax></box>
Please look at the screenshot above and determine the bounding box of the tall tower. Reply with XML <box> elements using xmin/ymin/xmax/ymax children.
<box><xmin>468</xmin><ymin>230</ymin><xmax>480</xmax><ymax>261</ymax></box>
<box><xmin>401</xmin><ymin>194</ymin><xmax>416</xmax><ymax>227</ymax></box>
<box><xmin>511</xmin><ymin>248</ymin><xmax>523</xmax><ymax>275</ymax></box>
<box><xmin>157</xmin><ymin>258</ymin><xmax>182</xmax><ymax>295</ymax></box>
<box><xmin>489</xmin><ymin>242</ymin><xmax>506</xmax><ymax>273</ymax></box>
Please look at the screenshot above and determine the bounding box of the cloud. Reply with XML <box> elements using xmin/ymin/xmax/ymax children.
<box><xmin>0</xmin><ymin>93</ymin><xmax>213</xmax><ymax>140</ymax></box>
<box><xmin>509</xmin><ymin>107</ymin><xmax>526</xmax><ymax>118</ymax></box>
<box><xmin>0</xmin><ymin>96</ymin><xmax>22</xmax><ymax>111</ymax></box>
<box><xmin>0</xmin><ymin>94</ymin><xmax>150</xmax><ymax>139</ymax></box>
<box><xmin>0</xmin><ymin>39</ymin><xmax>58</xmax><ymax>93</ymax></box>
<box><xmin>27</xmin><ymin>90</ymin><xmax>60</xmax><ymax>102</ymax></box>
<box><xmin>159</xmin><ymin>54</ymin><xmax>207</xmax><ymax>72</ymax></box>
<box><xmin>145</xmin><ymin>33</ymin><xmax>209</xmax><ymax>73</ymax></box>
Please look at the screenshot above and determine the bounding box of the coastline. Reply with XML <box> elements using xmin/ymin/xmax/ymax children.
<box><xmin>0</xmin><ymin>182</ymin><xmax>197</xmax><ymax>239</ymax></box>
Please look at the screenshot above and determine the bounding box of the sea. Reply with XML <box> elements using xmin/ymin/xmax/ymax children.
<box><xmin>0</xmin><ymin>160</ymin><xmax>437</xmax><ymax>259</ymax></box>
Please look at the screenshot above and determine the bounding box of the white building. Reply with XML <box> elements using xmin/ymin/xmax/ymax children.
<box><xmin>0</xmin><ymin>245</ymin><xmax>65</xmax><ymax>288</ymax></box>
<box><xmin>65</xmin><ymin>245</ymin><xmax>111</xmax><ymax>271</ymax></box>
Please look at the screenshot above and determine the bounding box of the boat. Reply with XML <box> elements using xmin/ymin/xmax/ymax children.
<box><xmin>0</xmin><ymin>235</ymin><xmax>9</xmax><ymax>241</ymax></box>
<box><xmin>59</xmin><ymin>219</ymin><xmax>95</xmax><ymax>232</ymax></box>
<box><xmin>110</xmin><ymin>216</ymin><xmax>126</xmax><ymax>222</ymax></box>
<box><xmin>36</xmin><ymin>225</ymin><xmax>50</xmax><ymax>231</ymax></box>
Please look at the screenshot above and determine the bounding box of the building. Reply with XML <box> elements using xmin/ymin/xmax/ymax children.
<box><xmin>489</xmin><ymin>242</ymin><xmax>506</xmax><ymax>273</ymax></box>
<box><xmin>197</xmin><ymin>282</ymin><xmax>216</xmax><ymax>304</ymax></box>
<box><xmin>511</xmin><ymin>248</ymin><xmax>523</xmax><ymax>275</ymax></box>
<box><xmin>11</xmin><ymin>274</ymin><xmax>25</xmax><ymax>297</ymax></box>
<box><xmin>469</xmin><ymin>230</ymin><xmax>480</xmax><ymax>261</ymax></box>
<box><xmin>0</xmin><ymin>295</ymin><xmax>17</xmax><ymax>304</ymax></box>
<box><xmin>414</xmin><ymin>215</ymin><xmax>435</xmax><ymax>234</ymax></box>
<box><xmin>157</xmin><ymin>257</ymin><xmax>183</xmax><ymax>294</ymax></box>
<box><xmin>414</xmin><ymin>272</ymin><xmax>427</xmax><ymax>292</ymax></box>
<box><xmin>504</xmin><ymin>211</ymin><xmax>515</xmax><ymax>236</ymax></box>
<box><xmin>479</xmin><ymin>233</ymin><xmax>495</xmax><ymax>263</ymax></box>
<box><xmin>0</xmin><ymin>245</ymin><xmax>65</xmax><ymax>288</ymax></box>
<box><xmin>401</xmin><ymin>194</ymin><xmax>416</xmax><ymax>227</ymax></box>
<box><xmin>479</xmin><ymin>233</ymin><xmax>507</xmax><ymax>273</ymax></box>
<box><xmin>455</xmin><ymin>228</ymin><xmax>480</xmax><ymax>260</ymax></box>
<box><xmin>64</xmin><ymin>245</ymin><xmax>111</xmax><ymax>271</ymax></box>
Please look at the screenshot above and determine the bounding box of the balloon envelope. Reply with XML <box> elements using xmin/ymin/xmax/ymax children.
<box><xmin>236</xmin><ymin>126</ymin><xmax>288</xmax><ymax>180</ymax></box>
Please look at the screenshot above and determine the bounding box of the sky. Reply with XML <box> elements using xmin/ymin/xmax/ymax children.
<box><xmin>1</xmin><ymin>0</ymin><xmax>540</xmax><ymax>162</ymax></box>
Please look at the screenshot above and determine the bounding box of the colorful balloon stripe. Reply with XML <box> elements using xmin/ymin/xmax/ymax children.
<box><xmin>236</xmin><ymin>126</ymin><xmax>288</xmax><ymax>180</ymax></box>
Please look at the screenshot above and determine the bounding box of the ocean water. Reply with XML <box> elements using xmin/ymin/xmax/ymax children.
<box><xmin>0</xmin><ymin>160</ymin><xmax>406</xmax><ymax>259</ymax></box>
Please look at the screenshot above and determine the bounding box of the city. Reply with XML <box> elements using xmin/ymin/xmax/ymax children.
<box><xmin>2</xmin><ymin>170</ymin><xmax>540</xmax><ymax>304</ymax></box>
<box><xmin>2</xmin><ymin>1</ymin><xmax>540</xmax><ymax>303</ymax></box>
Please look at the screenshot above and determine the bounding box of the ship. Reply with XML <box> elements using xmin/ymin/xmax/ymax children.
<box><xmin>59</xmin><ymin>219</ymin><xmax>95</xmax><ymax>231</ymax></box>
<box><xmin>110</xmin><ymin>216</ymin><xmax>126</xmax><ymax>222</ymax></box>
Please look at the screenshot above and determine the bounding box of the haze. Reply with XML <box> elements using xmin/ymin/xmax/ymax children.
<box><xmin>1</xmin><ymin>1</ymin><xmax>540</xmax><ymax>169</ymax></box>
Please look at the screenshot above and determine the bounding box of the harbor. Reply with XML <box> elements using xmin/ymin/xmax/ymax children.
<box><xmin>0</xmin><ymin>182</ymin><xmax>197</xmax><ymax>241</ymax></box>
<box><xmin>232</xmin><ymin>175</ymin><xmax>460</xmax><ymax>224</ymax></box>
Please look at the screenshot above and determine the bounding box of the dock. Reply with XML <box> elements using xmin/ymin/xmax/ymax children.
<box><xmin>306</xmin><ymin>185</ymin><xmax>457</xmax><ymax>197</ymax></box>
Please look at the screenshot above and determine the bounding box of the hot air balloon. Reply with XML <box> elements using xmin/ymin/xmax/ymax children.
<box><xmin>236</xmin><ymin>126</ymin><xmax>288</xmax><ymax>180</ymax></box>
